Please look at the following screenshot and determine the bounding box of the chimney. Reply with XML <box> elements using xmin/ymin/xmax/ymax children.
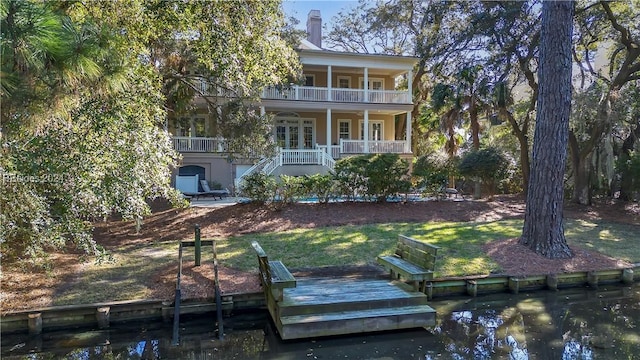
<box><xmin>306</xmin><ymin>10</ymin><xmax>322</xmax><ymax>48</ymax></box>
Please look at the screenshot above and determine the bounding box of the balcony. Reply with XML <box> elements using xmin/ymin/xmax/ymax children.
<box><xmin>339</xmin><ymin>139</ymin><xmax>409</xmax><ymax>154</ymax></box>
<box><xmin>172</xmin><ymin>137</ymin><xmax>228</xmax><ymax>153</ymax></box>
<box><xmin>172</xmin><ymin>137</ymin><xmax>410</xmax><ymax>157</ymax></box>
<box><xmin>261</xmin><ymin>86</ymin><xmax>411</xmax><ymax>104</ymax></box>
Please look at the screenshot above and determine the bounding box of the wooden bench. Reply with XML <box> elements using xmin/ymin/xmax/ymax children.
<box><xmin>377</xmin><ymin>235</ymin><xmax>439</xmax><ymax>292</ymax></box>
<box><xmin>251</xmin><ymin>241</ymin><xmax>296</xmax><ymax>304</ymax></box>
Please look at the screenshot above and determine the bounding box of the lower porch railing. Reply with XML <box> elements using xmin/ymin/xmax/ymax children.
<box><xmin>172</xmin><ymin>137</ymin><xmax>409</xmax><ymax>157</ymax></box>
<box><xmin>172</xmin><ymin>137</ymin><xmax>227</xmax><ymax>153</ymax></box>
<box><xmin>339</xmin><ymin>140</ymin><xmax>409</xmax><ymax>154</ymax></box>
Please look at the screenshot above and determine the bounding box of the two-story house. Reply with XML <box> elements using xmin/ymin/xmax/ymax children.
<box><xmin>170</xmin><ymin>11</ymin><xmax>418</xmax><ymax>194</ymax></box>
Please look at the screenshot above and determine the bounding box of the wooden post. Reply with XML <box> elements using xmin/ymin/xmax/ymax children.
<box><xmin>508</xmin><ymin>278</ymin><xmax>520</xmax><ymax>294</ymax></box>
<box><xmin>587</xmin><ymin>271</ymin><xmax>598</xmax><ymax>288</ymax></box>
<box><xmin>162</xmin><ymin>301</ymin><xmax>173</xmax><ymax>322</ymax></box>
<box><xmin>195</xmin><ymin>224</ymin><xmax>201</xmax><ymax>266</ymax></box>
<box><xmin>546</xmin><ymin>274</ymin><xmax>558</xmax><ymax>291</ymax></box>
<box><xmin>28</xmin><ymin>313</ymin><xmax>42</xmax><ymax>335</ymax></box>
<box><xmin>425</xmin><ymin>282</ymin><xmax>434</xmax><ymax>300</ymax></box>
<box><xmin>96</xmin><ymin>307</ymin><xmax>110</xmax><ymax>329</ymax></box>
<box><xmin>622</xmin><ymin>268</ymin><xmax>634</xmax><ymax>284</ymax></box>
<box><xmin>466</xmin><ymin>280</ymin><xmax>478</xmax><ymax>297</ymax></box>
<box><xmin>213</xmin><ymin>239</ymin><xmax>224</xmax><ymax>339</ymax></box>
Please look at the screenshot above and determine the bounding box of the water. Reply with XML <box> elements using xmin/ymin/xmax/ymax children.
<box><xmin>2</xmin><ymin>283</ymin><xmax>639</xmax><ymax>359</ymax></box>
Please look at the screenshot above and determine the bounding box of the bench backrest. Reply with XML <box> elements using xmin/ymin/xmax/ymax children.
<box><xmin>252</xmin><ymin>241</ymin><xmax>273</xmax><ymax>289</ymax></box>
<box><xmin>394</xmin><ymin>235</ymin><xmax>439</xmax><ymax>271</ymax></box>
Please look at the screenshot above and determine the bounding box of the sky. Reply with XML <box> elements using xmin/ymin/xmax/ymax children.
<box><xmin>282</xmin><ymin>0</ymin><xmax>358</xmax><ymax>30</ymax></box>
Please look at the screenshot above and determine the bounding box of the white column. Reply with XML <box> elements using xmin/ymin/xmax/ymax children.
<box><xmin>405</xmin><ymin>111</ymin><xmax>412</xmax><ymax>153</ymax></box>
<box><xmin>260</xmin><ymin>106</ymin><xmax>266</xmax><ymax>116</ymax></box>
<box><xmin>364</xmin><ymin>67</ymin><xmax>369</xmax><ymax>102</ymax></box>
<box><xmin>407</xmin><ymin>69</ymin><xmax>413</xmax><ymax>104</ymax></box>
<box><xmin>326</xmin><ymin>108</ymin><xmax>332</xmax><ymax>153</ymax></box>
<box><xmin>327</xmin><ymin>65</ymin><xmax>332</xmax><ymax>101</ymax></box>
<box><xmin>364</xmin><ymin>110</ymin><xmax>369</xmax><ymax>153</ymax></box>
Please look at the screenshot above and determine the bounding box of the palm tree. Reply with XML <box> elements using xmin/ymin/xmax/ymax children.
<box><xmin>430</xmin><ymin>65</ymin><xmax>491</xmax><ymax>195</ymax></box>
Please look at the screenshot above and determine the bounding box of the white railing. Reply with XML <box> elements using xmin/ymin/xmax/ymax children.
<box><xmin>281</xmin><ymin>149</ymin><xmax>323</xmax><ymax>165</ymax></box>
<box><xmin>261</xmin><ymin>157</ymin><xmax>280</xmax><ymax>175</ymax></box>
<box><xmin>331</xmin><ymin>88</ymin><xmax>364</xmax><ymax>102</ymax></box>
<box><xmin>340</xmin><ymin>140</ymin><xmax>365</xmax><ymax>154</ymax></box>
<box><xmin>234</xmin><ymin>157</ymin><xmax>271</xmax><ymax>193</ymax></box>
<box><xmin>368</xmin><ymin>90</ymin><xmax>410</xmax><ymax>103</ymax></box>
<box><xmin>299</xmin><ymin>87</ymin><xmax>328</xmax><ymax>101</ymax></box>
<box><xmin>317</xmin><ymin>144</ymin><xmax>341</xmax><ymax>159</ymax></box>
<box><xmin>340</xmin><ymin>139</ymin><xmax>409</xmax><ymax>154</ymax></box>
<box><xmin>262</xmin><ymin>86</ymin><xmax>411</xmax><ymax>104</ymax></box>
<box><xmin>172</xmin><ymin>137</ymin><xmax>228</xmax><ymax>153</ymax></box>
<box><xmin>321</xmin><ymin>151</ymin><xmax>336</xmax><ymax>170</ymax></box>
<box><xmin>235</xmin><ymin>148</ymin><xmax>337</xmax><ymax>192</ymax></box>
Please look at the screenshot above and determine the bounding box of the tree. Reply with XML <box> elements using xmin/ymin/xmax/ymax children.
<box><xmin>0</xmin><ymin>0</ymin><xmax>299</xmax><ymax>262</ymax></box>
<box><xmin>470</xmin><ymin>1</ymin><xmax>542</xmax><ymax>196</ymax></box>
<box><xmin>458</xmin><ymin>147</ymin><xmax>508</xmax><ymax>199</ymax></box>
<box><xmin>431</xmin><ymin>64</ymin><xmax>493</xmax><ymax>196</ymax></box>
<box><xmin>570</xmin><ymin>1</ymin><xmax>640</xmax><ymax>204</ymax></box>
<box><xmin>519</xmin><ymin>1</ymin><xmax>574</xmax><ymax>259</ymax></box>
<box><xmin>325</xmin><ymin>0</ymin><xmax>478</xmax><ymax>156</ymax></box>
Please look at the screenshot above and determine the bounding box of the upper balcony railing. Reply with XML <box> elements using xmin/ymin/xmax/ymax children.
<box><xmin>261</xmin><ymin>86</ymin><xmax>411</xmax><ymax>104</ymax></box>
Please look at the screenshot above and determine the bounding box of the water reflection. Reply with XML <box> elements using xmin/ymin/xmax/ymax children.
<box><xmin>2</xmin><ymin>283</ymin><xmax>638</xmax><ymax>359</ymax></box>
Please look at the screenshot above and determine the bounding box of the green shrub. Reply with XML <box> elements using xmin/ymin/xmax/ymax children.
<box><xmin>413</xmin><ymin>152</ymin><xmax>458</xmax><ymax>198</ymax></box>
<box><xmin>458</xmin><ymin>147</ymin><xmax>508</xmax><ymax>198</ymax></box>
<box><xmin>276</xmin><ymin>175</ymin><xmax>305</xmax><ymax>206</ymax></box>
<box><xmin>238</xmin><ymin>172</ymin><xmax>277</xmax><ymax>204</ymax></box>
<box><xmin>334</xmin><ymin>156</ymin><xmax>369</xmax><ymax>200</ymax></box>
<box><xmin>301</xmin><ymin>173</ymin><xmax>336</xmax><ymax>203</ymax></box>
<box><xmin>365</xmin><ymin>154</ymin><xmax>411</xmax><ymax>202</ymax></box>
<box><xmin>334</xmin><ymin>154</ymin><xmax>410</xmax><ymax>202</ymax></box>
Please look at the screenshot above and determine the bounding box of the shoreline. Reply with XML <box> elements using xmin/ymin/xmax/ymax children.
<box><xmin>3</xmin><ymin>264</ymin><xmax>638</xmax><ymax>335</ymax></box>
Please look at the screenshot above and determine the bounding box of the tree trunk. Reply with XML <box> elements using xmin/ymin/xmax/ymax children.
<box><xmin>501</xmin><ymin>108</ymin><xmax>531</xmax><ymax>195</ymax></box>
<box><xmin>569</xmin><ymin>131</ymin><xmax>592</xmax><ymax>205</ymax></box>
<box><xmin>618</xmin><ymin>120</ymin><xmax>640</xmax><ymax>200</ymax></box>
<box><xmin>520</xmin><ymin>1</ymin><xmax>574</xmax><ymax>259</ymax></box>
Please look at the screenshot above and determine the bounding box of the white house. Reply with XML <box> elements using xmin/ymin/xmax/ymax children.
<box><xmin>170</xmin><ymin>11</ymin><xmax>418</xmax><ymax>193</ymax></box>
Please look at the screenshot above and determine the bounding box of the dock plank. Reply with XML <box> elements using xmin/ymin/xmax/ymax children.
<box><xmin>280</xmin><ymin>305</ymin><xmax>435</xmax><ymax>325</ymax></box>
<box><xmin>281</xmin><ymin>279</ymin><xmax>420</xmax><ymax>305</ymax></box>
<box><xmin>278</xmin><ymin>278</ymin><xmax>430</xmax><ymax>317</ymax></box>
<box><xmin>270</xmin><ymin>276</ymin><xmax>436</xmax><ymax>339</ymax></box>
<box><xmin>279</xmin><ymin>305</ymin><xmax>436</xmax><ymax>340</ymax></box>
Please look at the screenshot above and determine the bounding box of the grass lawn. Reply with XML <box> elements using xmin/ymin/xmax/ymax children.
<box><xmin>47</xmin><ymin>218</ymin><xmax>638</xmax><ymax>306</ymax></box>
<box><xmin>217</xmin><ymin>218</ymin><xmax>639</xmax><ymax>277</ymax></box>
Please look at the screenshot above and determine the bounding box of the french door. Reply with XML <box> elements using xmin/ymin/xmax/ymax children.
<box><xmin>275</xmin><ymin>118</ymin><xmax>315</xmax><ymax>149</ymax></box>
<box><xmin>360</xmin><ymin>120</ymin><xmax>384</xmax><ymax>141</ymax></box>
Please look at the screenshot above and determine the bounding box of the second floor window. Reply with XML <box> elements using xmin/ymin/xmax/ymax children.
<box><xmin>304</xmin><ymin>75</ymin><xmax>315</xmax><ymax>87</ymax></box>
<box><xmin>337</xmin><ymin>76</ymin><xmax>351</xmax><ymax>89</ymax></box>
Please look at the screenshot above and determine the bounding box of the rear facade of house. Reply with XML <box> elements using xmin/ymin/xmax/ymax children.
<box><xmin>169</xmin><ymin>11</ymin><xmax>417</xmax><ymax>194</ymax></box>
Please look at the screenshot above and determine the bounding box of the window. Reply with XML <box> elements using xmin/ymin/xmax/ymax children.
<box><xmin>304</xmin><ymin>75</ymin><xmax>315</xmax><ymax>87</ymax></box>
<box><xmin>338</xmin><ymin>120</ymin><xmax>351</xmax><ymax>140</ymax></box>
<box><xmin>273</xmin><ymin>117</ymin><xmax>316</xmax><ymax>149</ymax></box>
<box><xmin>359</xmin><ymin>78</ymin><xmax>385</xmax><ymax>90</ymax></box>
<box><xmin>337</xmin><ymin>76</ymin><xmax>351</xmax><ymax>89</ymax></box>
<box><xmin>303</xmin><ymin>120</ymin><xmax>314</xmax><ymax>148</ymax></box>
<box><xmin>360</xmin><ymin>120</ymin><xmax>384</xmax><ymax>141</ymax></box>
<box><xmin>176</xmin><ymin>116</ymin><xmax>207</xmax><ymax>137</ymax></box>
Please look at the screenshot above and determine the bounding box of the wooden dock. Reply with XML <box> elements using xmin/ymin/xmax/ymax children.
<box><xmin>252</xmin><ymin>241</ymin><xmax>436</xmax><ymax>340</ymax></box>
<box><xmin>270</xmin><ymin>277</ymin><xmax>435</xmax><ymax>340</ymax></box>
